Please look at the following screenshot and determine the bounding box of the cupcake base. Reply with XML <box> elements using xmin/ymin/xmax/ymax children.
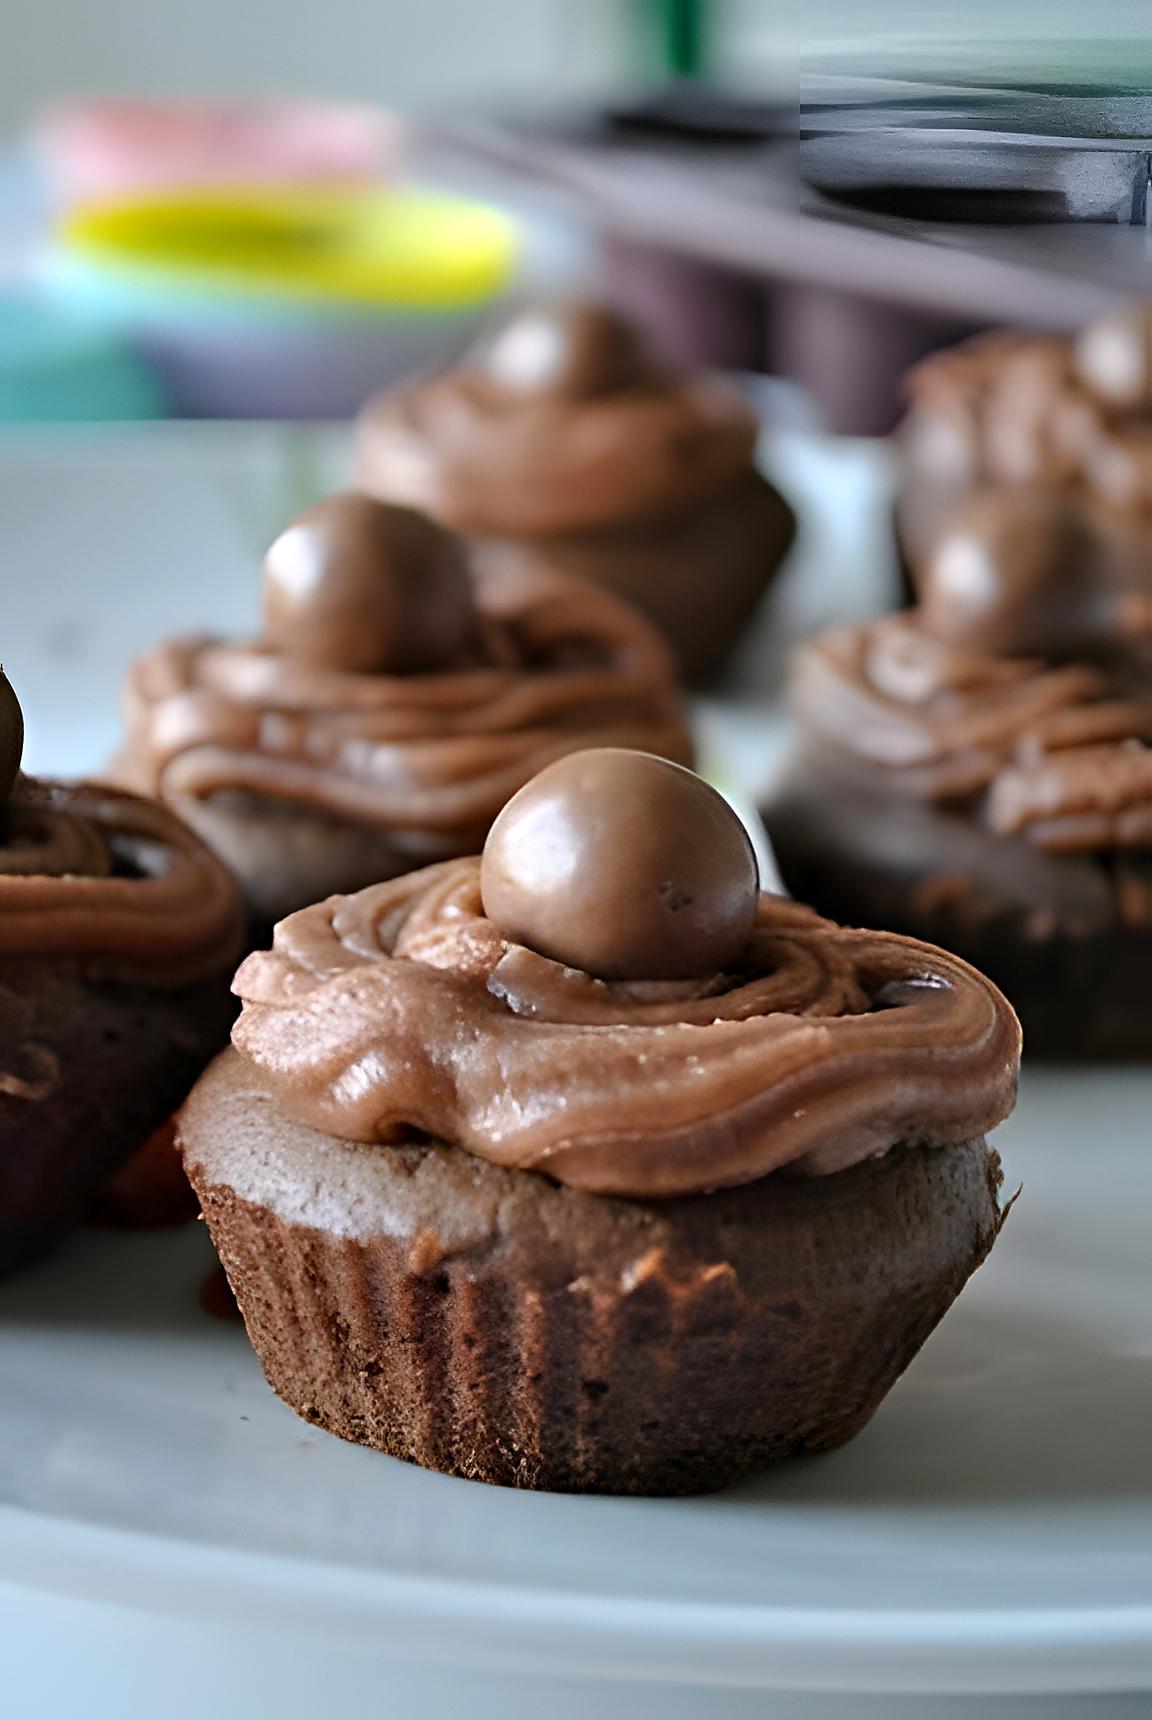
<box><xmin>0</xmin><ymin>959</ymin><xmax>235</xmax><ymax>1274</ymax></box>
<box><xmin>765</xmin><ymin>765</ymin><xmax>1152</xmax><ymax>1060</ymax></box>
<box><xmin>476</xmin><ymin>471</ymin><xmax>795</xmax><ymax>688</ymax></box>
<box><xmin>183</xmin><ymin>1051</ymin><xmax>1004</xmax><ymax>1495</ymax></box>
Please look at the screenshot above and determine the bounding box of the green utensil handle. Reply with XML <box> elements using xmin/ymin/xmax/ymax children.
<box><xmin>644</xmin><ymin>0</ymin><xmax>707</xmax><ymax>79</ymax></box>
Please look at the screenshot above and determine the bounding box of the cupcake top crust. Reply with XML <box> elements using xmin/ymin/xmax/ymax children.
<box><xmin>117</xmin><ymin>494</ymin><xmax>691</xmax><ymax>848</ymax></box>
<box><xmin>790</xmin><ymin>491</ymin><xmax>1152</xmax><ymax>858</ymax></box>
<box><xmin>354</xmin><ymin>300</ymin><xmax>760</xmax><ymax>537</ymax></box>
<box><xmin>902</xmin><ymin>302</ymin><xmax>1152</xmax><ymax>516</ymax></box>
<box><xmin>231</xmin><ymin>750</ymin><xmax>1020</xmax><ymax>1198</ymax></box>
<box><xmin>0</xmin><ymin>670</ymin><xmax>242</xmax><ymax>986</ymax></box>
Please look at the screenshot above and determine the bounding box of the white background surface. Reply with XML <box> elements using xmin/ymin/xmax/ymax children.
<box><xmin>0</xmin><ymin>1</ymin><xmax>626</xmax><ymax>132</ymax></box>
<box><xmin>1</xmin><ymin>426</ymin><xmax>1149</xmax><ymax>1719</ymax></box>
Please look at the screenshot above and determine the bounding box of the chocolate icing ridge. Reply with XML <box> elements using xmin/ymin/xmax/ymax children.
<box><xmin>902</xmin><ymin>322</ymin><xmax>1152</xmax><ymax>514</ymax></box>
<box><xmin>117</xmin><ymin>560</ymin><xmax>691</xmax><ymax>840</ymax></box>
<box><xmin>355</xmin><ymin>367</ymin><xmax>759</xmax><ymax>538</ymax></box>
<box><xmin>230</xmin><ymin>859</ymin><xmax>1020</xmax><ymax>1199</ymax></box>
<box><xmin>791</xmin><ymin>615</ymin><xmax>1152</xmax><ymax>852</ymax></box>
<box><xmin>0</xmin><ymin>776</ymin><xmax>243</xmax><ymax>984</ymax></box>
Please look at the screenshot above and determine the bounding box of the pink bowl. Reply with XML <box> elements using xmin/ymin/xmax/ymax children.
<box><xmin>37</xmin><ymin>99</ymin><xmax>402</xmax><ymax>205</ymax></box>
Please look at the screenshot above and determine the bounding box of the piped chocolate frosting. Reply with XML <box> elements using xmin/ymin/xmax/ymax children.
<box><xmin>231</xmin><ymin>859</ymin><xmax>1018</xmax><ymax>1199</ymax></box>
<box><xmin>231</xmin><ymin>749</ymin><xmax>1019</xmax><ymax>1199</ymax></box>
<box><xmin>0</xmin><ymin>670</ymin><xmax>242</xmax><ymax>985</ymax></box>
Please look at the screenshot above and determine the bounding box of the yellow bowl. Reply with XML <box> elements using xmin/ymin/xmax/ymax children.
<box><xmin>57</xmin><ymin>185</ymin><xmax>519</xmax><ymax>312</ymax></box>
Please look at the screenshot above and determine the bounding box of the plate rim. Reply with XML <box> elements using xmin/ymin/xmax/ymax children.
<box><xmin>4</xmin><ymin>1505</ymin><xmax>1151</xmax><ymax>1695</ymax></box>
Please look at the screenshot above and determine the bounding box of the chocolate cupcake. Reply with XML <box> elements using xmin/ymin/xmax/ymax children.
<box><xmin>354</xmin><ymin>300</ymin><xmax>796</xmax><ymax>685</ymax></box>
<box><xmin>181</xmin><ymin>749</ymin><xmax>1017</xmax><ymax>1495</ymax></box>
<box><xmin>764</xmin><ymin>493</ymin><xmax>1152</xmax><ymax>1057</ymax></box>
<box><xmin>0</xmin><ymin>670</ymin><xmax>243</xmax><ymax>1273</ymax></box>
<box><xmin>116</xmin><ymin>491</ymin><xmax>691</xmax><ymax>934</ymax></box>
<box><xmin>897</xmin><ymin>302</ymin><xmax>1152</xmax><ymax>604</ymax></box>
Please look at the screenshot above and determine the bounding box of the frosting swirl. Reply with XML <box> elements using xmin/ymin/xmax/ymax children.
<box><xmin>903</xmin><ymin>323</ymin><xmax>1152</xmax><ymax>516</ymax></box>
<box><xmin>355</xmin><ymin>369</ymin><xmax>758</xmax><ymax>537</ymax></box>
<box><xmin>117</xmin><ymin>560</ymin><xmax>691</xmax><ymax>841</ymax></box>
<box><xmin>987</xmin><ymin>741</ymin><xmax>1152</xmax><ymax>851</ymax></box>
<box><xmin>231</xmin><ymin>859</ymin><xmax>1020</xmax><ymax>1199</ymax></box>
<box><xmin>792</xmin><ymin>616</ymin><xmax>1152</xmax><ymax>853</ymax></box>
<box><xmin>0</xmin><ymin>776</ymin><xmax>243</xmax><ymax>984</ymax></box>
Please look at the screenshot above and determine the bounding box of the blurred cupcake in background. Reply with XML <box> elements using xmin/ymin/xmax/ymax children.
<box><xmin>0</xmin><ymin>669</ymin><xmax>243</xmax><ymax>1274</ymax></box>
<box><xmin>763</xmin><ymin>485</ymin><xmax>1152</xmax><ymax>1059</ymax></box>
<box><xmin>114</xmin><ymin>492</ymin><xmax>692</xmax><ymax>935</ymax></box>
<box><xmin>356</xmin><ymin>299</ymin><xmax>796</xmax><ymax>685</ymax></box>
<box><xmin>897</xmin><ymin>300</ymin><xmax>1152</xmax><ymax>606</ymax></box>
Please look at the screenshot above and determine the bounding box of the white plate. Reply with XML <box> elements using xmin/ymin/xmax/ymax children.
<box><xmin>1</xmin><ymin>426</ymin><xmax>1149</xmax><ymax>1701</ymax></box>
<box><xmin>2</xmin><ymin>1070</ymin><xmax>1150</xmax><ymax>1696</ymax></box>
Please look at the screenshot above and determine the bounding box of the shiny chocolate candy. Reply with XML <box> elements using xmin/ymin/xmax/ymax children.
<box><xmin>0</xmin><ymin>668</ymin><xmax>23</xmax><ymax>802</ymax></box>
<box><xmin>481</xmin><ymin>748</ymin><xmax>758</xmax><ymax>980</ymax></box>
<box><xmin>1074</xmin><ymin>303</ymin><xmax>1152</xmax><ymax>413</ymax></box>
<box><xmin>920</xmin><ymin>489</ymin><xmax>1103</xmax><ymax>659</ymax></box>
<box><xmin>474</xmin><ymin>300</ymin><xmax>663</xmax><ymax>401</ymax></box>
<box><xmin>263</xmin><ymin>493</ymin><xmax>475</xmax><ymax>675</ymax></box>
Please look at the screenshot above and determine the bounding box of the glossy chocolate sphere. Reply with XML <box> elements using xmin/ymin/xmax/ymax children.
<box><xmin>920</xmin><ymin>489</ymin><xmax>1101</xmax><ymax>659</ymax></box>
<box><xmin>475</xmin><ymin>300</ymin><xmax>662</xmax><ymax>401</ymax></box>
<box><xmin>481</xmin><ymin>749</ymin><xmax>758</xmax><ymax>980</ymax></box>
<box><xmin>0</xmin><ymin>669</ymin><xmax>23</xmax><ymax>802</ymax></box>
<box><xmin>1074</xmin><ymin>303</ymin><xmax>1152</xmax><ymax>412</ymax></box>
<box><xmin>263</xmin><ymin>493</ymin><xmax>475</xmax><ymax>674</ymax></box>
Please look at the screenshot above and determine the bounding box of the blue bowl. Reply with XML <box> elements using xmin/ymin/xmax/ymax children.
<box><xmin>0</xmin><ymin>294</ymin><xmax>165</xmax><ymax>423</ymax></box>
